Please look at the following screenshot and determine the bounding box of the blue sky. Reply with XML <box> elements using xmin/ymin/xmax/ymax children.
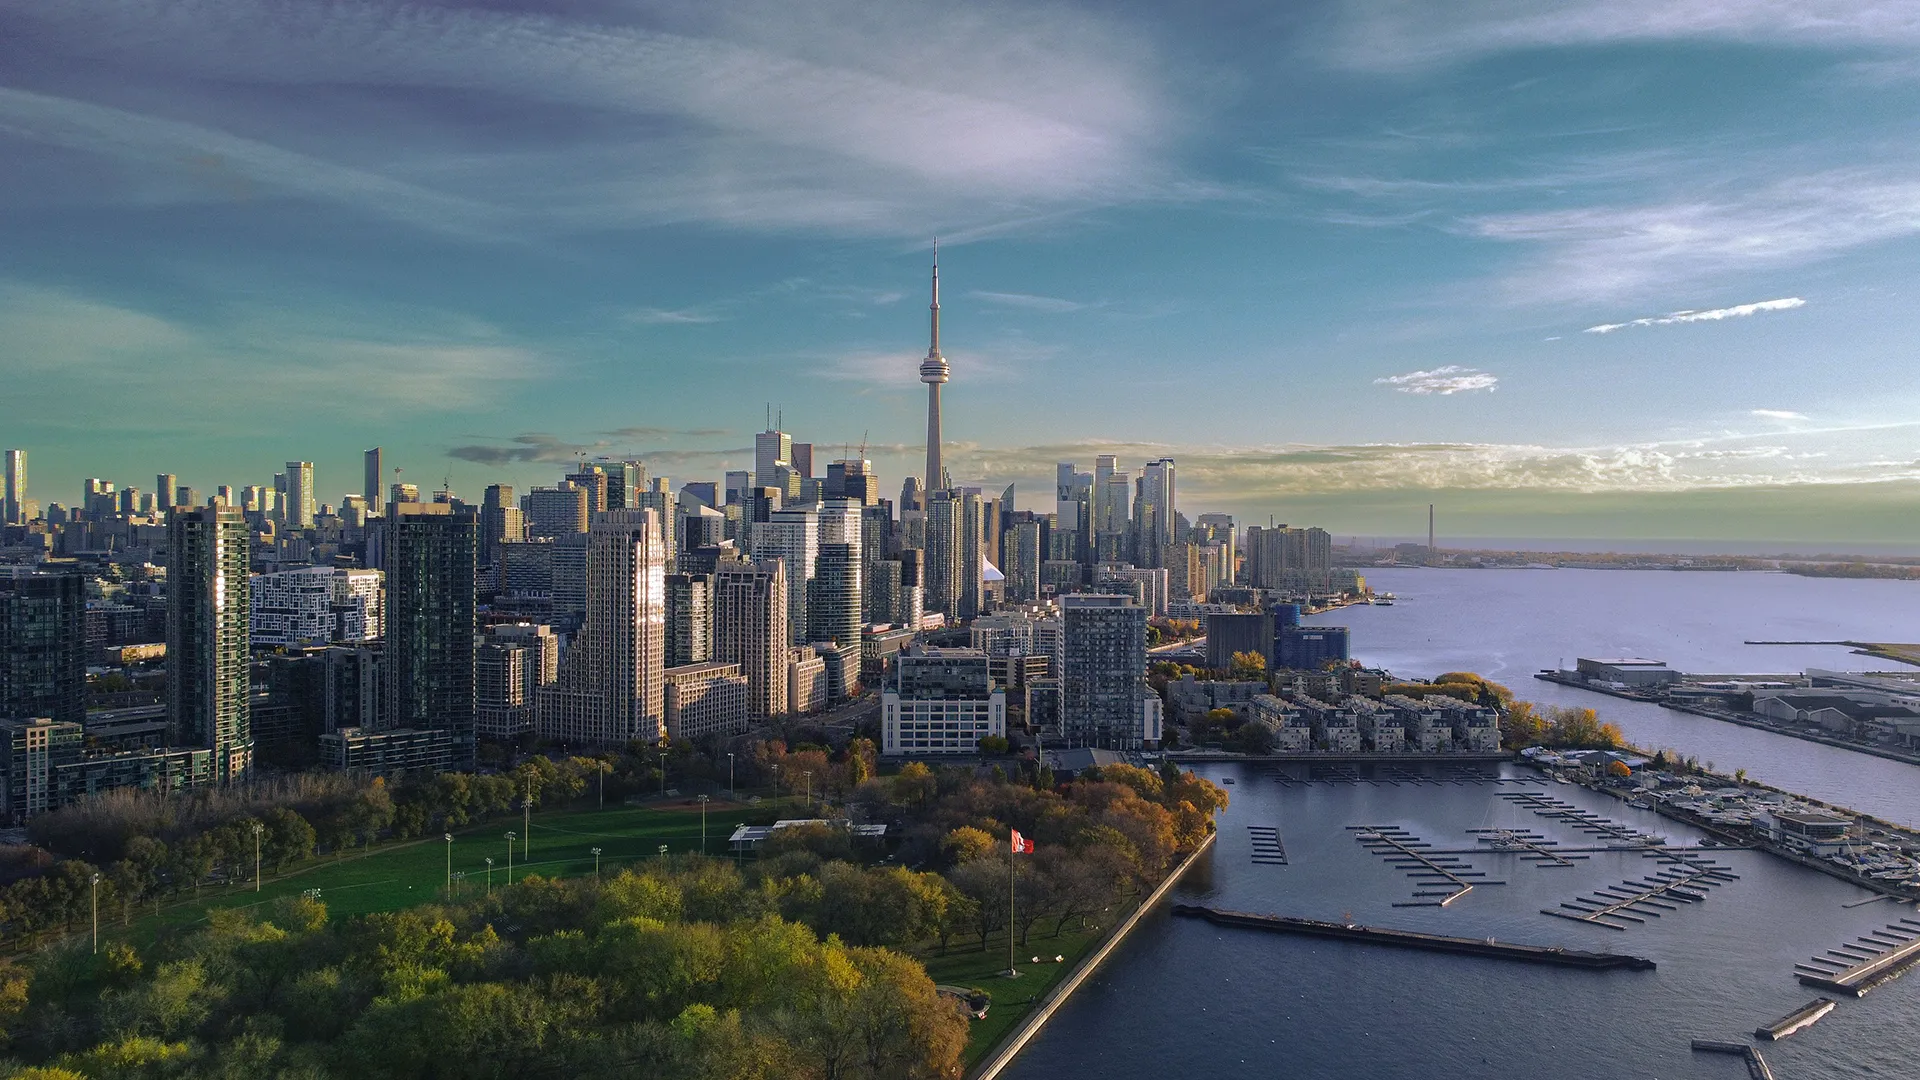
<box><xmin>4</xmin><ymin>0</ymin><xmax>1920</xmax><ymax>544</ymax></box>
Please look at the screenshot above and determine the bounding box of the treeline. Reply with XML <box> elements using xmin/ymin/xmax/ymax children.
<box><xmin>1500</xmin><ymin>702</ymin><xmax>1625</xmax><ymax>751</ymax></box>
<box><xmin>0</xmin><ymin>762</ymin><xmax>1227</xmax><ymax>1079</ymax></box>
<box><xmin>0</xmin><ymin>865</ymin><xmax>967</xmax><ymax>1080</ymax></box>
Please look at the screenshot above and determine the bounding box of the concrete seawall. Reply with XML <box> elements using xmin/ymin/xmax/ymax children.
<box><xmin>969</xmin><ymin>831</ymin><xmax>1216</xmax><ymax>1080</ymax></box>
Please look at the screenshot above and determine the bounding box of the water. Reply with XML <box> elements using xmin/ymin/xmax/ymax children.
<box><xmin>1309</xmin><ymin>568</ymin><xmax>1920</xmax><ymax>828</ymax></box>
<box><xmin>1005</xmin><ymin>569</ymin><xmax>1920</xmax><ymax>1079</ymax></box>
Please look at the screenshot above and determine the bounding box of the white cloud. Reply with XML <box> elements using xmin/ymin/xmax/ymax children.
<box><xmin>1752</xmin><ymin>409</ymin><xmax>1810</xmax><ymax>420</ymax></box>
<box><xmin>1374</xmin><ymin>366</ymin><xmax>1500</xmax><ymax>395</ymax></box>
<box><xmin>1585</xmin><ymin>297</ymin><xmax>1806</xmax><ymax>333</ymax></box>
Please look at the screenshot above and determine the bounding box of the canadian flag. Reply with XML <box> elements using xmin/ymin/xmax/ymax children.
<box><xmin>1011</xmin><ymin>829</ymin><xmax>1034</xmax><ymax>854</ymax></box>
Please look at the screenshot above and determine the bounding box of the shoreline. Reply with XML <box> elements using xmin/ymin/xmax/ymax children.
<box><xmin>968</xmin><ymin>831</ymin><xmax>1216</xmax><ymax>1080</ymax></box>
<box><xmin>1532</xmin><ymin>671</ymin><xmax>1920</xmax><ymax>769</ymax></box>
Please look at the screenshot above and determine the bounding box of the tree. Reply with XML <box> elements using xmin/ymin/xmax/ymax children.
<box><xmin>940</xmin><ymin>827</ymin><xmax>997</xmax><ymax>868</ymax></box>
<box><xmin>1228</xmin><ymin>651</ymin><xmax>1267</xmax><ymax>682</ymax></box>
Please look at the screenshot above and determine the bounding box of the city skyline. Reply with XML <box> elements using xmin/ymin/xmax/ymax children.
<box><xmin>5</xmin><ymin>2</ymin><xmax>1920</xmax><ymax>543</ymax></box>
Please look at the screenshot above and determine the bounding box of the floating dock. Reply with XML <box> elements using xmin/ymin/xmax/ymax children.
<box><xmin>1754</xmin><ymin>997</ymin><xmax>1834</xmax><ymax>1040</ymax></box>
<box><xmin>1169</xmin><ymin>905</ymin><xmax>1656</xmax><ymax>970</ymax></box>
<box><xmin>1246</xmin><ymin>825</ymin><xmax>1288</xmax><ymax>866</ymax></box>
<box><xmin>1795</xmin><ymin>919</ymin><xmax>1920</xmax><ymax>996</ymax></box>
<box><xmin>1689</xmin><ymin>1041</ymin><xmax>1774</xmax><ymax>1080</ymax></box>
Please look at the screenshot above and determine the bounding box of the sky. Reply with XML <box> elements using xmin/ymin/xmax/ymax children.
<box><xmin>3</xmin><ymin>0</ymin><xmax>1920</xmax><ymax>546</ymax></box>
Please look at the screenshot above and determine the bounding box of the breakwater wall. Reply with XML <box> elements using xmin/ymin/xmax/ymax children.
<box><xmin>1169</xmin><ymin>905</ymin><xmax>1656</xmax><ymax>970</ymax></box>
<box><xmin>968</xmin><ymin>831</ymin><xmax>1216</xmax><ymax>1080</ymax></box>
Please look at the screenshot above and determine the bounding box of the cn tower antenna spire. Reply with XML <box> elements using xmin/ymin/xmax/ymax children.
<box><xmin>919</xmin><ymin>238</ymin><xmax>950</xmax><ymax>492</ymax></box>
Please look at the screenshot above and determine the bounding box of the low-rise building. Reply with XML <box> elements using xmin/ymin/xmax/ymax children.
<box><xmin>1383</xmin><ymin>694</ymin><xmax>1451</xmax><ymax>752</ymax></box>
<box><xmin>1763</xmin><ymin>809</ymin><xmax>1852</xmax><ymax>856</ymax></box>
<box><xmin>664</xmin><ymin>661</ymin><xmax>750</xmax><ymax>742</ymax></box>
<box><xmin>1165</xmin><ymin>675</ymin><xmax>1266</xmax><ymax>724</ymax></box>
<box><xmin>319</xmin><ymin>726</ymin><xmax>454</xmax><ymax>778</ymax></box>
<box><xmin>882</xmin><ymin>647</ymin><xmax>1006</xmax><ymax>756</ymax></box>
<box><xmin>1427</xmin><ymin>695</ymin><xmax>1500</xmax><ymax>751</ymax></box>
<box><xmin>1247</xmin><ymin>694</ymin><xmax>1310</xmax><ymax>751</ymax></box>
<box><xmin>788</xmin><ymin>648</ymin><xmax>828</xmax><ymax>716</ymax></box>
<box><xmin>1344</xmin><ymin>698</ymin><xmax>1403</xmax><ymax>752</ymax></box>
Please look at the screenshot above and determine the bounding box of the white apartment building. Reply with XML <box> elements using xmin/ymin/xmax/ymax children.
<box><xmin>882</xmin><ymin>647</ymin><xmax>1006</xmax><ymax>756</ymax></box>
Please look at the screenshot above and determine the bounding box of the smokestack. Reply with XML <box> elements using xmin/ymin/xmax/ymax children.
<box><xmin>1428</xmin><ymin>504</ymin><xmax>1435</xmax><ymax>560</ymax></box>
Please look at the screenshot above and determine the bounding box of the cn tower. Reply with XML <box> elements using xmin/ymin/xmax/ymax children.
<box><xmin>919</xmin><ymin>242</ymin><xmax>950</xmax><ymax>492</ymax></box>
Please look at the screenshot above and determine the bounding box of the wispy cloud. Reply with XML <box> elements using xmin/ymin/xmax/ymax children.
<box><xmin>0</xmin><ymin>87</ymin><xmax>503</xmax><ymax>238</ymax></box>
<box><xmin>2</xmin><ymin>0</ymin><xmax>1184</xmax><ymax>238</ymax></box>
<box><xmin>625</xmin><ymin>307</ymin><xmax>724</xmax><ymax>326</ymax></box>
<box><xmin>0</xmin><ymin>281</ymin><xmax>542</xmax><ymax>421</ymax></box>
<box><xmin>1465</xmin><ymin>173</ymin><xmax>1920</xmax><ymax>301</ymax></box>
<box><xmin>1323</xmin><ymin>0</ymin><xmax>1920</xmax><ymax>72</ymax></box>
<box><xmin>1752</xmin><ymin>409</ymin><xmax>1810</xmax><ymax>420</ymax></box>
<box><xmin>1585</xmin><ymin>297</ymin><xmax>1805</xmax><ymax>333</ymax></box>
<box><xmin>1374</xmin><ymin>366</ymin><xmax>1499</xmax><ymax>395</ymax></box>
<box><xmin>446</xmin><ymin>433</ymin><xmax>752</xmax><ymax>468</ymax></box>
<box><xmin>968</xmin><ymin>290</ymin><xmax>1097</xmax><ymax>313</ymax></box>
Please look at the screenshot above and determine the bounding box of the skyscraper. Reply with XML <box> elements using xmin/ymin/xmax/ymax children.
<box><xmin>752</xmin><ymin>507</ymin><xmax>817</xmax><ymax>643</ymax></box>
<box><xmin>712</xmin><ymin>559</ymin><xmax>789</xmax><ymax>720</ymax></box>
<box><xmin>480</xmin><ymin>484</ymin><xmax>522</xmax><ymax>568</ymax></box>
<box><xmin>156</xmin><ymin>473</ymin><xmax>179</xmax><ymax>512</ymax></box>
<box><xmin>665</xmin><ymin>572</ymin><xmax>712</xmax><ymax>668</ymax></box>
<box><xmin>1061</xmin><ymin>593</ymin><xmax>1154</xmax><ymax>750</ymax></box>
<box><xmin>958</xmin><ymin>488</ymin><xmax>985</xmax><ymax>620</ymax></box>
<box><xmin>537</xmin><ymin>509</ymin><xmax>667</xmax><ymax>746</ymax></box>
<box><xmin>2</xmin><ymin>449</ymin><xmax>24</xmax><ymax>525</ymax></box>
<box><xmin>284</xmin><ymin>461</ymin><xmax>315</xmax><ymax>528</ymax></box>
<box><xmin>167</xmin><ymin>507</ymin><xmax>253</xmax><ymax>782</ymax></box>
<box><xmin>755</xmin><ymin>427</ymin><xmax>792</xmax><ymax>491</ymax></box>
<box><xmin>919</xmin><ymin>244</ymin><xmax>950</xmax><ymax>492</ymax></box>
<box><xmin>0</xmin><ymin>567</ymin><xmax>85</xmax><ymax>726</ymax></box>
<box><xmin>1135</xmin><ymin>458</ymin><xmax>1177</xmax><ymax>567</ymax></box>
<box><xmin>364</xmin><ymin>448</ymin><xmax>384</xmax><ymax>517</ymax></box>
<box><xmin>382</xmin><ymin>503</ymin><xmax>477</xmax><ymax>769</ymax></box>
<box><xmin>527</xmin><ymin>483</ymin><xmax>589</xmax><ymax>539</ymax></box>
<box><xmin>924</xmin><ymin>490</ymin><xmax>960</xmax><ymax>617</ymax></box>
<box><xmin>790</xmin><ymin>442</ymin><xmax>813</xmax><ymax>480</ymax></box>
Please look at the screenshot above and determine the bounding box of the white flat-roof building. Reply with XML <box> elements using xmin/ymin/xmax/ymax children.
<box><xmin>882</xmin><ymin>647</ymin><xmax>1006</xmax><ymax>756</ymax></box>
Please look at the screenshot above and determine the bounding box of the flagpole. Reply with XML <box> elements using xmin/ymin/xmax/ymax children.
<box><xmin>1009</xmin><ymin>831</ymin><xmax>1017</xmax><ymax>977</ymax></box>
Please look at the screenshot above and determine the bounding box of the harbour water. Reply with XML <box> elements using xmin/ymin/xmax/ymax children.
<box><xmin>1314</xmin><ymin>568</ymin><xmax>1920</xmax><ymax>828</ymax></box>
<box><xmin>1004</xmin><ymin>569</ymin><xmax>1920</xmax><ymax>1079</ymax></box>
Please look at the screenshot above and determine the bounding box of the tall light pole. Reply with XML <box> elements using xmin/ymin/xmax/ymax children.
<box><xmin>727</xmin><ymin>752</ymin><xmax>736</xmax><ymax>800</ymax></box>
<box><xmin>253</xmin><ymin>821</ymin><xmax>265</xmax><ymax>893</ymax></box>
<box><xmin>698</xmin><ymin>795</ymin><xmax>709</xmax><ymax>854</ymax></box>
<box><xmin>804</xmin><ymin>771</ymin><xmax>813</xmax><ymax>811</ymax></box>
<box><xmin>598</xmin><ymin>760</ymin><xmax>607</xmax><ymax>809</ymax></box>
<box><xmin>505</xmin><ymin>831</ymin><xmax>516</xmax><ymax>884</ymax></box>
<box><xmin>444</xmin><ymin>833</ymin><xmax>453</xmax><ymax>894</ymax></box>
<box><xmin>485</xmin><ymin>857</ymin><xmax>494</xmax><ymax>897</ymax></box>
<box><xmin>522</xmin><ymin>776</ymin><xmax>532</xmax><ymax>860</ymax></box>
<box><xmin>773</xmin><ymin>763</ymin><xmax>781</xmax><ymax>811</ymax></box>
<box><xmin>91</xmin><ymin>873</ymin><xmax>101</xmax><ymax>954</ymax></box>
<box><xmin>591</xmin><ymin>847</ymin><xmax>602</xmax><ymax>880</ymax></box>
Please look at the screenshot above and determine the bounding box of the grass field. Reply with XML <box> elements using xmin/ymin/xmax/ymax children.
<box><xmin>102</xmin><ymin>797</ymin><xmax>768</xmax><ymax>945</ymax></box>
<box><xmin>919</xmin><ymin>925</ymin><xmax>1103</xmax><ymax>1067</ymax></box>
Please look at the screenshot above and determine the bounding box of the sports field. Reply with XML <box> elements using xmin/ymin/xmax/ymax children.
<box><xmin>117</xmin><ymin>797</ymin><xmax>767</xmax><ymax>940</ymax></box>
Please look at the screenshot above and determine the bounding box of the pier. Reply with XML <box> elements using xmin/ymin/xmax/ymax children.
<box><xmin>1690</xmin><ymin>1041</ymin><xmax>1775</xmax><ymax>1080</ymax></box>
<box><xmin>1170</xmin><ymin>905</ymin><xmax>1656</xmax><ymax>970</ymax></box>
<box><xmin>1794</xmin><ymin>919</ymin><xmax>1920</xmax><ymax>996</ymax></box>
<box><xmin>1542</xmin><ymin>862</ymin><xmax>1736</xmax><ymax>930</ymax></box>
<box><xmin>1754</xmin><ymin>997</ymin><xmax>1834</xmax><ymax>1040</ymax></box>
<box><xmin>1348</xmin><ymin>825</ymin><xmax>1501</xmax><ymax>906</ymax></box>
